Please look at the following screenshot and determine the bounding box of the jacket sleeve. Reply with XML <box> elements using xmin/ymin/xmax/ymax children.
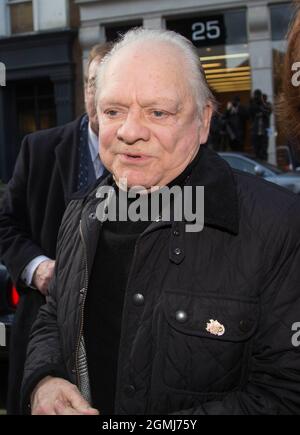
<box><xmin>173</xmin><ymin>199</ymin><xmax>300</xmax><ymax>415</ymax></box>
<box><xmin>20</xmin><ymin>273</ymin><xmax>70</xmax><ymax>414</ymax></box>
<box><xmin>20</xmin><ymin>201</ymin><xmax>79</xmax><ymax>414</ymax></box>
<box><xmin>0</xmin><ymin>136</ymin><xmax>46</xmax><ymax>284</ymax></box>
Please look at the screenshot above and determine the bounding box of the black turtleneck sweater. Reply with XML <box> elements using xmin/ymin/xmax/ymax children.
<box><xmin>84</xmin><ymin>148</ymin><xmax>202</xmax><ymax>414</ymax></box>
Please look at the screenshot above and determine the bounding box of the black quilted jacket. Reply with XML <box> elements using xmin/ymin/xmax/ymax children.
<box><xmin>22</xmin><ymin>147</ymin><xmax>300</xmax><ymax>415</ymax></box>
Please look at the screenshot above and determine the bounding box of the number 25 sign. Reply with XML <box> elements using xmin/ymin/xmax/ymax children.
<box><xmin>167</xmin><ymin>15</ymin><xmax>226</xmax><ymax>47</ymax></box>
<box><xmin>192</xmin><ymin>20</ymin><xmax>221</xmax><ymax>41</ymax></box>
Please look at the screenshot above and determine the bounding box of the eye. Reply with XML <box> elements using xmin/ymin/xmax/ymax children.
<box><xmin>105</xmin><ymin>110</ymin><xmax>119</xmax><ymax>117</ymax></box>
<box><xmin>152</xmin><ymin>110</ymin><xmax>166</xmax><ymax>118</ymax></box>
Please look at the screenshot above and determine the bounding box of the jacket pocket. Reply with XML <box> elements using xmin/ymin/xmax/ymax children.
<box><xmin>160</xmin><ymin>290</ymin><xmax>259</xmax><ymax>394</ymax></box>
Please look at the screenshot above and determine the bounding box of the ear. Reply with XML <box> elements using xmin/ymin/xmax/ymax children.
<box><xmin>199</xmin><ymin>104</ymin><xmax>213</xmax><ymax>144</ymax></box>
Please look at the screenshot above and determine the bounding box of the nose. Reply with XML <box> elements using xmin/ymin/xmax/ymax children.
<box><xmin>117</xmin><ymin>110</ymin><xmax>150</xmax><ymax>144</ymax></box>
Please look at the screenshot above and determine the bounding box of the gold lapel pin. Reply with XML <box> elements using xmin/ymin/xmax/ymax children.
<box><xmin>206</xmin><ymin>319</ymin><xmax>225</xmax><ymax>336</ymax></box>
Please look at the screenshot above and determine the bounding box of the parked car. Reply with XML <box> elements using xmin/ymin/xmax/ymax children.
<box><xmin>0</xmin><ymin>262</ymin><xmax>18</xmax><ymax>409</ymax></box>
<box><xmin>0</xmin><ymin>184</ymin><xmax>17</xmax><ymax>351</ymax></box>
<box><xmin>0</xmin><ymin>262</ymin><xmax>17</xmax><ymax>357</ymax></box>
<box><xmin>220</xmin><ymin>152</ymin><xmax>300</xmax><ymax>194</ymax></box>
<box><xmin>276</xmin><ymin>145</ymin><xmax>300</xmax><ymax>172</ymax></box>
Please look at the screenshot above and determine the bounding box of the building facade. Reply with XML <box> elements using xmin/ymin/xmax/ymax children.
<box><xmin>0</xmin><ymin>0</ymin><xmax>83</xmax><ymax>182</ymax></box>
<box><xmin>77</xmin><ymin>0</ymin><xmax>293</xmax><ymax>162</ymax></box>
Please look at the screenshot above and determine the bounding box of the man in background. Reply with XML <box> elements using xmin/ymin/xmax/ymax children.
<box><xmin>224</xmin><ymin>96</ymin><xmax>248</xmax><ymax>151</ymax></box>
<box><xmin>249</xmin><ymin>89</ymin><xmax>272</xmax><ymax>160</ymax></box>
<box><xmin>0</xmin><ymin>43</ymin><xmax>112</xmax><ymax>414</ymax></box>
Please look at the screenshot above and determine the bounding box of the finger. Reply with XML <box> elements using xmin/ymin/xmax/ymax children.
<box><xmin>32</xmin><ymin>409</ymin><xmax>57</xmax><ymax>416</ymax></box>
<box><xmin>81</xmin><ymin>407</ymin><xmax>100</xmax><ymax>415</ymax></box>
<box><xmin>44</xmin><ymin>271</ymin><xmax>54</xmax><ymax>280</ymax></box>
<box><xmin>54</xmin><ymin>400</ymin><xmax>82</xmax><ymax>415</ymax></box>
<box><xmin>47</xmin><ymin>261</ymin><xmax>55</xmax><ymax>271</ymax></box>
<box><xmin>68</xmin><ymin>388</ymin><xmax>95</xmax><ymax>413</ymax></box>
<box><xmin>38</xmin><ymin>282</ymin><xmax>49</xmax><ymax>296</ymax></box>
<box><xmin>32</xmin><ymin>403</ymin><xmax>57</xmax><ymax>415</ymax></box>
<box><xmin>54</xmin><ymin>399</ymin><xmax>65</xmax><ymax>415</ymax></box>
<box><xmin>55</xmin><ymin>399</ymin><xmax>99</xmax><ymax>416</ymax></box>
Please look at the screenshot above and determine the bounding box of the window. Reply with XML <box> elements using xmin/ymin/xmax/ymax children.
<box><xmin>270</xmin><ymin>3</ymin><xmax>293</xmax><ymax>41</ymax></box>
<box><xmin>223</xmin><ymin>155</ymin><xmax>278</xmax><ymax>177</ymax></box>
<box><xmin>8</xmin><ymin>0</ymin><xmax>33</xmax><ymax>34</ymax></box>
<box><xmin>15</xmin><ymin>80</ymin><xmax>56</xmax><ymax>141</ymax></box>
<box><xmin>223</xmin><ymin>156</ymin><xmax>257</xmax><ymax>175</ymax></box>
<box><xmin>105</xmin><ymin>22</ymin><xmax>143</xmax><ymax>42</ymax></box>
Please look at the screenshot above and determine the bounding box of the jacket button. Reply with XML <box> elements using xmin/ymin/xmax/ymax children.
<box><xmin>124</xmin><ymin>384</ymin><xmax>136</xmax><ymax>397</ymax></box>
<box><xmin>174</xmin><ymin>248</ymin><xmax>182</xmax><ymax>256</ymax></box>
<box><xmin>133</xmin><ymin>293</ymin><xmax>145</xmax><ymax>306</ymax></box>
<box><xmin>173</xmin><ymin>230</ymin><xmax>180</xmax><ymax>237</ymax></box>
<box><xmin>175</xmin><ymin>310</ymin><xmax>187</xmax><ymax>323</ymax></box>
<box><xmin>239</xmin><ymin>320</ymin><xmax>252</xmax><ymax>333</ymax></box>
<box><xmin>89</xmin><ymin>213</ymin><xmax>97</xmax><ymax>220</ymax></box>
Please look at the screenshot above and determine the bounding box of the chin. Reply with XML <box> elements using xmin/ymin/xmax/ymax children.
<box><xmin>116</xmin><ymin>172</ymin><xmax>153</xmax><ymax>190</ymax></box>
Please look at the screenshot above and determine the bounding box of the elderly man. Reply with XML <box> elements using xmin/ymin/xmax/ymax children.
<box><xmin>0</xmin><ymin>43</ymin><xmax>111</xmax><ymax>414</ymax></box>
<box><xmin>22</xmin><ymin>29</ymin><xmax>300</xmax><ymax>415</ymax></box>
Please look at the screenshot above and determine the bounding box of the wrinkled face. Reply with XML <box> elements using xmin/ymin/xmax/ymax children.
<box><xmin>97</xmin><ymin>43</ymin><xmax>212</xmax><ymax>188</ymax></box>
<box><xmin>85</xmin><ymin>57</ymin><xmax>101</xmax><ymax>134</ymax></box>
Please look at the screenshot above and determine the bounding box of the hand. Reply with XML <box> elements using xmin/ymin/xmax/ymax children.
<box><xmin>31</xmin><ymin>376</ymin><xmax>100</xmax><ymax>415</ymax></box>
<box><xmin>32</xmin><ymin>260</ymin><xmax>55</xmax><ymax>296</ymax></box>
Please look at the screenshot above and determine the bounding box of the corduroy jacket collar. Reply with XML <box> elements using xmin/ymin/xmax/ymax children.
<box><xmin>187</xmin><ymin>146</ymin><xmax>239</xmax><ymax>234</ymax></box>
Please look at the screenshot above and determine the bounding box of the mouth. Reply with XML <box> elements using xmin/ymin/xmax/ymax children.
<box><xmin>126</xmin><ymin>154</ymin><xmax>142</xmax><ymax>159</ymax></box>
<box><xmin>119</xmin><ymin>153</ymin><xmax>152</xmax><ymax>163</ymax></box>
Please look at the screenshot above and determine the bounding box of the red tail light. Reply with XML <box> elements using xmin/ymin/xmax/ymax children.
<box><xmin>11</xmin><ymin>285</ymin><xmax>20</xmax><ymax>308</ymax></box>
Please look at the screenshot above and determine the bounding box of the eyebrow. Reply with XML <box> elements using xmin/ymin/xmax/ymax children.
<box><xmin>142</xmin><ymin>97</ymin><xmax>179</xmax><ymax>105</ymax></box>
<box><xmin>142</xmin><ymin>98</ymin><xmax>182</xmax><ymax>110</ymax></box>
<box><xmin>99</xmin><ymin>97</ymin><xmax>181</xmax><ymax>109</ymax></box>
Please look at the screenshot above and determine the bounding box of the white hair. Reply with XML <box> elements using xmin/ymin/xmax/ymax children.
<box><xmin>95</xmin><ymin>27</ymin><xmax>217</xmax><ymax>116</ymax></box>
